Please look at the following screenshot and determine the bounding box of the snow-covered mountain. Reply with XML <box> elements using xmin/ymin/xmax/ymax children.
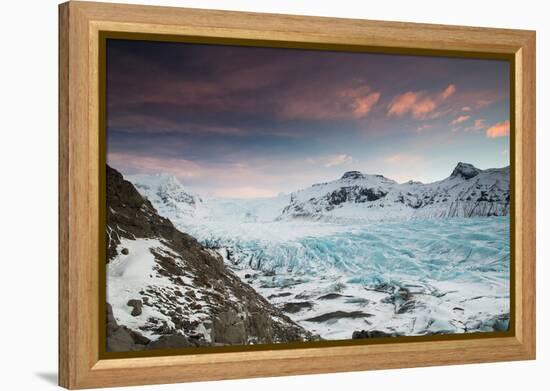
<box><xmin>127</xmin><ymin>173</ymin><xmax>204</xmax><ymax>221</ymax></box>
<box><xmin>280</xmin><ymin>162</ymin><xmax>509</xmax><ymax>222</ymax></box>
<box><xmin>106</xmin><ymin>166</ymin><xmax>316</xmax><ymax>351</ymax></box>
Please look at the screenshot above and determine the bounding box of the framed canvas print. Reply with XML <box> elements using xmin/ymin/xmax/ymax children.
<box><xmin>58</xmin><ymin>1</ymin><xmax>536</xmax><ymax>389</ymax></box>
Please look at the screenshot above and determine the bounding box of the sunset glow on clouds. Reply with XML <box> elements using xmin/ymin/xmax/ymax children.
<box><xmin>107</xmin><ymin>39</ymin><xmax>510</xmax><ymax>196</ymax></box>
<box><xmin>387</xmin><ymin>84</ymin><xmax>455</xmax><ymax>120</ymax></box>
<box><xmin>486</xmin><ymin>120</ymin><xmax>510</xmax><ymax>138</ymax></box>
<box><xmin>451</xmin><ymin>115</ymin><xmax>471</xmax><ymax>125</ymax></box>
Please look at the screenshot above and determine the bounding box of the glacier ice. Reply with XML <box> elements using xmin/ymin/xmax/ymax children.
<box><xmin>126</xmin><ymin>171</ymin><xmax>510</xmax><ymax>340</ymax></box>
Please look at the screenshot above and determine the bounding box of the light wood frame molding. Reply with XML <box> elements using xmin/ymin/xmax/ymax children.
<box><xmin>59</xmin><ymin>1</ymin><xmax>536</xmax><ymax>389</ymax></box>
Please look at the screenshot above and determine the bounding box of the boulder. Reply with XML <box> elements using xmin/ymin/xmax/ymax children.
<box><xmin>127</xmin><ymin>299</ymin><xmax>143</xmax><ymax>316</ymax></box>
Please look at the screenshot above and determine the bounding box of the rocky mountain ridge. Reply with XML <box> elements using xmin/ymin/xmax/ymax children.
<box><xmin>106</xmin><ymin>165</ymin><xmax>316</xmax><ymax>352</ymax></box>
<box><xmin>280</xmin><ymin>162</ymin><xmax>510</xmax><ymax>222</ymax></box>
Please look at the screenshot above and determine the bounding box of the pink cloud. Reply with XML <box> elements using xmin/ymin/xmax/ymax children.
<box><xmin>465</xmin><ymin>119</ymin><xmax>486</xmax><ymax>132</ymax></box>
<box><xmin>486</xmin><ymin>120</ymin><xmax>510</xmax><ymax>138</ymax></box>
<box><xmin>440</xmin><ymin>84</ymin><xmax>456</xmax><ymax>100</ymax></box>
<box><xmin>411</xmin><ymin>98</ymin><xmax>437</xmax><ymax>119</ymax></box>
<box><xmin>476</xmin><ymin>99</ymin><xmax>493</xmax><ymax>108</ymax></box>
<box><xmin>352</xmin><ymin>92</ymin><xmax>381</xmax><ymax>118</ymax></box>
<box><xmin>461</xmin><ymin>106</ymin><xmax>471</xmax><ymax>112</ymax></box>
<box><xmin>324</xmin><ymin>154</ymin><xmax>353</xmax><ymax>168</ymax></box>
<box><xmin>387</xmin><ymin>84</ymin><xmax>455</xmax><ymax>120</ymax></box>
<box><xmin>283</xmin><ymin>84</ymin><xmax>381</xmax><ymax>120</ymax></box>
<box><xmin>451</xmin><ymin>115</ymin><xmax>470</xmax><ymax>125</ymax></box>
<box><xmin>387</xmin><ymin>91</ymin><xmax>419</xmax><ymax>117</ymax></box>
<box><xmin>307</xmin><ymin>154</ymin><xmax>354</xmax><ymax>168</ymax></box>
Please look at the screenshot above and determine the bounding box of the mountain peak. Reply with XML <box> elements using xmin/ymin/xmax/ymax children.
<box><xmin>451</xmin><ymin>162</ymin><xmax>481</xmax><ymax>179</ymax></box>
<box><xmin>341</xmin><ymin>171</ymin><xmax>365</xmax><ymax>180</ymax></box>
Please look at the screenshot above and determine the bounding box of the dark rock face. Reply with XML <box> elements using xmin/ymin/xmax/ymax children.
<box><xmin>451</xmin><ymin>162</ymin><xmax>481</xmax><ymax>180</ymax></box>
<box><xmin>106</xmin><ymin>303</ymin><xmax>150</xmax><ymax>352</ymax></box>
<box><xmin>304</xmin><ymin>311</ymin><xmax>373</xmax><ymax>323</ymax></box>
<box><xmin>327</xmin><ymin>186</ymin><xmax>388</xmax><ymax>207</ymax></box>
<box><xmin>106</xmin><ymin>165</ymin><xmax>176</xmax><ymax>262</ymax></box>
<box><xmin>106</xmin><ymin>165</ymin><xmax>315</xmax><ymax>351</ymax></box>
<box><xmin>211</xmin><ymin>309</ymin><xmax>247</xmax><ymax>345</ymax></box>
<box><xmin>341</xmin><ymin>171</ymin><xmax>365</xmax><ymax>180</ymax></box>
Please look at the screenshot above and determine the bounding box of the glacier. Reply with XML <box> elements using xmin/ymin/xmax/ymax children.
<box><xmin>127</xmin><ymin>165</ymin><xmax>510</xmax><ymax>340</ymax></box>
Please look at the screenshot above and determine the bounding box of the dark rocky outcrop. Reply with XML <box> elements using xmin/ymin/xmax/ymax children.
<box><xmin>451</xmin><ymin>162</ymin><xmax>481</xmax><ymax>180</ymax></box>
<box><xmin>341</xmin><ymin>171</ymin><xmax>365</xmax><ymax>180</ymax></box>
<box><xmin>317</xmin><ymin>293</ymin><xmax>349</xmax><ymax>300</ymax></box>
<box><xmin>281</xmin><ymin>301</ymin><xmax>314</xmax><ymax>313</ymax></box>
<box><xmin>352</xmin><ymin>330</ymin><xmax>400</xmax><ymax>339</ymax></box>
<box><xmin>106</xmin><ymin>165</ymin><xmax>316</xmax><ymax>352</ymax></box>
<box><xmin>304</xmin><ymin>311</ymin><xmax>373</xmax><ymax>323</ymax></box>
<box><xmin>106</xmin><ymin>303</ymin><xmax>150</xmax><ymax>351</ymax></box>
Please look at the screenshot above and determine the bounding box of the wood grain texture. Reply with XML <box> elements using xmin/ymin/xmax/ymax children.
<box><xmin>58</xmin><ymin>3</ymin><xmax>70</xmax><ymax>387</ymax></box>
<box><xmin>58</xmin><ymin>1</ymin><xmax>536</xmax><ymax>388</ymax></box>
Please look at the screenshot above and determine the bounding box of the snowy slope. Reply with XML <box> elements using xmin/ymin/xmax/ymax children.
<box><xmin>280</xmin><ymin>163</ymin><xmax>509</xmax><ymax>222</ymax></box>
<box><xmin>106</xmin><ymin>166</ymin><xmax>316</xmax><ymax>351</ymax></box>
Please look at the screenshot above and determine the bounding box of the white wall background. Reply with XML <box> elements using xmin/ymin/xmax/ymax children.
<box><xmin>0</xmin><ymin>0</ymin><xmax>546</xmax><ymax>389</ymax></box>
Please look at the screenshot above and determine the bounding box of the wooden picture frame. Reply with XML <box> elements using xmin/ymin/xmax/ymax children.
<box><xmin>59</xmin><ymin>1</ymin><xmax>536</xmax><ymax>389</ymax></box>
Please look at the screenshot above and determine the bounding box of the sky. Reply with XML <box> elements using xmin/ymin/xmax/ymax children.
<box><xmin>106</xmin><ymin>39</ymin><xmax>510</xmax><ymax>198</ymax></box>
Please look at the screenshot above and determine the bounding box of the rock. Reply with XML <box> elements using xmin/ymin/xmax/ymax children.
<box><xmin>127</xmin><ymin>299</ymin><xmax>143</xmax><ymax>316</ymax></box>
<box><xmin>352</xmin><ymin>330</ymin><xmax>399</xmax><ymax>339</ymax></box>
<box><xmin>267</xmin><ymin>292</ymin><xmax>292</xmax><ymax>299</ymax></box>
<box><xmin>281</xmin><ymin>302</ymin><xmax>314</xmax><ymax>313</ymax></box>
<box><xmin>146</xmin><ymin>334</ymin><xmax>193</xmax><ymax>350</ymax></box>
<box><xmin>121</xmin><ymin>247</ymin><xmax>129</xmax><ymax>255</ymax></box>
<box><xmin>211</xmin><ymin>309</ymin><xmax>246</xmax><ymax>345</ymax></box>
<box><xmin>304</xmin><ymin>311</ymin><xmax>373</xmax><ymax>323</ymax></box>
<box><xmin>451</xmin><ymin>162</ymin><xmax>481</xmax><ymax>180</ymax></box>
<box><xmin>106</xmin><ymin>303</ymin><xmax>149</xmax><ymax>351</ymax></box>
<box><xmin>246</xmin><ymin>311</ymin><xmax>273</xmax><ymax>343</ymax></box>
<box><xmin>244</xmin><ymin>273</ymin><xmax>252</xmax><ymax>279</ymax></box>
<box><xmin>317</xmin><ymin>293</ymin><xmax>348</xmax><ymax>300</ymax></box>
<box><xmin>127</xmin><ymin>328</ymin><xmax>150</xmax><ymax>345</ymax></box>
<box><xmin>341</xmin><ymin>171</ymin><xmax>365</xmax><ymax>180</ymax></box>
<box><xmin>106</xmin><ymin>303</ymin><xmax>119</xmax><ymax>334</ymax></box>
<box><xmin>107</xmin><ymin>327</ymin><xmax>140</xmax><ymax>352</ymax></box>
